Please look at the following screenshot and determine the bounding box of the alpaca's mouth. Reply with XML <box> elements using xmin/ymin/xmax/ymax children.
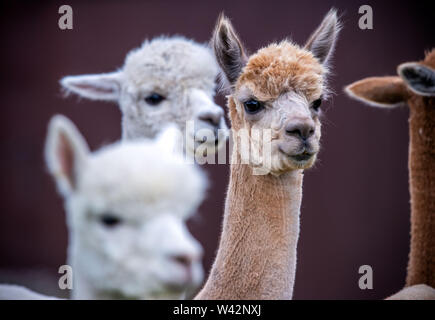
<box><xmin>197</xmin><ymin>136</ymin><xmax>220</xmax><ymax>146</ymax></box>
<box><xmin>185</xmin><ymin>133</ymin><xmax>220</xmax><ymax>153</ymax></box>
<box><xmin>194</xmin><ymin>130</ymin><xmax>225</xmax><ymax>148</ymax></box>
<box><xmin>291</xmin><ymin>152</ymin><xmax>314</xmax><ymax>162</ymax></box>
<box><xmin>279</xmin><ymin>146</ymin><xmax>315</xmax><ymax>162</ymax></box>
<box><xmin>162</xmin><ymin>281</ymin><xmax>189</xmax><ymax>292</ymax></box>
<box><xmin>191</xmin><ymin>121</ymin><xmax>229</xmax><ymax>152</ymax></box>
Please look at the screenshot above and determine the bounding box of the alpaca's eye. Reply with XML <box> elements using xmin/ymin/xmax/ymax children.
<box><xmin>100</xmin><ymin>214</ymin><xmax>122</xmax><ymax>227</ymax></box>
<box><xmin>311</xmin><ymin>98</ymin><xmax>322</xmax><ymax>111</ymax></box>
<box><xmin>244</xmin><ymin>99</ymin><xmax>264</xmax><ymax>114</ymax></box>
<box><xmin>145</xmin><ymin>93</ymin><xmax>165</xmax><ymax>106</ymax></box>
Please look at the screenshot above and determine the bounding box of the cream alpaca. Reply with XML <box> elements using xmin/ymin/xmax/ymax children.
<box><xmin>0</xmin><ymin>116</ymin><xmax>207</xmax><ymax>300</ymax></box>
<box><xmin>0</xmin><ymin>285</ymin><xmax>58</xmax><ymax>300</ymax></box>
<box><xmin>196</xmin><ymin>10</ymin><xmax>341</xmax><ymax>299</ymax></box>
<box><xmin>61</xmin><ymin>37</ymin><xmax>228</xmax><ymax>155</ymax></box>
<box><xmin>345</xmin><ymin>50</ymin><xmax>435</xmax><ymax>300</ymax></box>
<box><xmin>49</xmin><ymin>116</ymin><xmax>207</xmax><ymax>299</ymax></box>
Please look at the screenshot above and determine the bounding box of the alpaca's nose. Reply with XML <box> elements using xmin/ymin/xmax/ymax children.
<box><xmin>198</xmin><ymin>109</ymin><xmax>223</xmax><ymax>127</ymax></box>
<box><xmin>285</xmin><ymin>120</ymin><xmax>315</xmax><ymax>141</ymax></box>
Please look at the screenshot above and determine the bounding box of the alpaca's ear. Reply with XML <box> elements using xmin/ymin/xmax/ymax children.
<box><xmin>398</xmin><ymin>62</ymin><xmax>435</xmax><ymax>97</ymax></box>
<box><xmin>155</xmin><ymin>125</ymin><xmax>184</xmax><ymax>155</ymax></box>
<box><xmin>211</xmin><ymin>13</ymin><xmax>248</xmax><ymax>88</ymax></box>
<box><xmin>344</xmin><ymin>76</ymin><xmax>409</xmax><ymax>108</ymax></box>
<box><xmin>60</xmin><ymin>71</ymin><xmax>122</xmax><ymax>101</ymax></box>
<box><xmin>45</xmin><ymin>115</ymin><xmax>90</xmax><ymax>196</ymax></box>
<box><xmin>304</xmin><ymin>9</ymin><xmax>341</xmax><ymax>66</ymax></box>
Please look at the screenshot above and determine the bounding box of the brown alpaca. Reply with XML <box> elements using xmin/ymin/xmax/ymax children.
<box><xmin>196</xmin><ymin>10</ymin><xmax>341</xmax><ymax>299</ymax></box>
<box><xmin>345</xmin><ymin>49</ymin><xmax>435</xmax><ymax>299</ymax></box>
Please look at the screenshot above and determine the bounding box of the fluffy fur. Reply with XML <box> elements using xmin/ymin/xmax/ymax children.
<box><xmin>237</xmin><ymin>42</ymin><xmax>325</xmax><ymax>101</ymax></box>
<box><xmin>44</xmin><ymin>115</ymin><xmax>207</xmax><ymax>299</ymax></box>
<box><xmin>0</xmin><ymin>284</ymin><xmax>59</xmax><ymax>300</ymax></box>
<box><xmin>61</xmin><ymin>37</ymin><xmax>228</xmax><ymax>155</ymax></box>
<box><xmin>345</xmin><ymin>49</ymin><xmax>435</xmax><ymax>298</ymax></box>
<box><xmin>387</xmin><ymin>284</ymin><xmax>435</xmax><ymax>300</ymax></box>
<box><xmin>196</xmin><ymin>10</ymin><xmax>340</xmax><ymax>299</ymax></box>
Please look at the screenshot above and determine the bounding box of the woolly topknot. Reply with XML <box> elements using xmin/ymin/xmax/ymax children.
<box><xmin>123</xmin><ymin>36</ymin><xmax>219</xmax><ymax>92</ymax></box>
<box><xmin>237</xmin><ymin>41</ymin><xmax>325</xmax><ymax>101</ymax></box>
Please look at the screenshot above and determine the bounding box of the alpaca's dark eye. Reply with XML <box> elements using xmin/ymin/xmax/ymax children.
<box><xmin>145</xmin><ymin>93</ymin><xmax>165</xmax><ymax>106</ymax></box>
<box><xmin>243</xmin><ymin>99</ymin><xmax>264</xmax><ymax>114</ymax></box>
<box><xmin>100</xmin><ymin>214</ymin><xmax>122</xmax><ymax>227</ymax></box>
<box><xmin>311</xmin><ymin>98</ymin><xmax>322</xmax><ymax>111</ymax></box>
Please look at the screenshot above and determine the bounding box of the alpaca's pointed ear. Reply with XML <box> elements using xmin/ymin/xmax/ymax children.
<box><xmin>304</xmin><ymin>9</ymin><xmax>341</xmax><ymax>65</ymax></box>
<box><xmin>398</xmin><ymin>62</ymin><xmax>435</xmax><ymax>97</ymax></box>
<box><xmin>344</xmin><ymin>76</ymin><xmax>409</xmax><ymax>108</ymax></box>
<box><xmin>60</xmin><ymin>71</ymin><xmax>122</xmax><ymax>101</ymax></box>
<box><xmin>211</xmin><ymin>13</ymin><xmax>248</xmax><ymax>88</ymax></box>
<box><xmin>155</xmin><ymin>125</ymin><xmax>184</xmax><ymax>155</ymax></box>
<box><xmin>45</xmin><ymin>115</ymin><xmax>90</xmax><ymax>196</ymax></box>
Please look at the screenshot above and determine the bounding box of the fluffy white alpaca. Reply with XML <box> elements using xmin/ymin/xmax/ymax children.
<box><xmin>1</xmin><ymin>115</ymin><xmax>207</xmax><ymax>300</ymax></box>
<box><xmin>61</xmin><ymin>36</ymin><xmax>228</xmax><ymax>155</ymax></box>
<box><xmin>0</xmin><ymin>285</ymin><xmax>58</xmax><ymax>300</ymax></box>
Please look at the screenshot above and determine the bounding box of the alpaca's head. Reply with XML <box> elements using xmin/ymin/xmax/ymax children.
<box><xmin>60</xmin><ymin>37</ymin><xmax>228</xmax><ymax>156</ymax></box>
<box><xmin>212</xmin><ymin>11</ymin><xmax>341</xmax><ymax>175</ymax></box>
<box><xmin>345</xmin><ymin>49</ymin><xmax>435</xmax><ymax>109</ymax></box>
<box><xmin>45</xmin><ymin>115</ymin><xmax>206</xmax><ymax>299</ymax></box>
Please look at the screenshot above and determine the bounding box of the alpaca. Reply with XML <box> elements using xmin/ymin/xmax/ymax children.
<box><xmin>345</xmin><ymin>49</ymin><xmax>435</xmax><ymax>299</ymax></box>
<box><xmin>387</xmin><ymin>284</ymin><xmax>435</xmax><ymax>300</ymax></box>
<box><xmin>0</xmin><ymin>284</ymin><xmax>59</xmax><ymax>300</ymax></box>
<box><xmin>0</xmin><ymin>115</ymin><xmax>207</xmax><ymax>300</ymax></box>
<box><xmin>60</xmin><ymin>37</ymin><xmax>228</xmax><ymax>156</ymax></box>
<box><xmin>196</xmin><ymin>10</ymin><xmax>341</xmax><ymax>299</ymax></box>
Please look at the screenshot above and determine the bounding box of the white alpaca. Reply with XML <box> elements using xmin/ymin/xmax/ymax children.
<box><xmin>1</xmin><ymin>115</ymin><xmax>207</xmax><ymax>299</ymax></box>
<box><xmin>61</xmin><ymin>36</ymin><xmax>228</xmax><ymax>155</ymax></box>
<box><xmin>0</xmin><ymin>285</ymin><xmax>58</xmax><ymax>300</ymax></box>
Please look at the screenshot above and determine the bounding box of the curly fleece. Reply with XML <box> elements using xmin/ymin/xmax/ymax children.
<box><xmin>237</xmin><ymin>41</ymin><xmax>325</xmax><ymax>102</ymax></box>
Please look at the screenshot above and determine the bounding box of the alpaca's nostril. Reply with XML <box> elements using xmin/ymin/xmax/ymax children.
<box><xmin>198</xmin><ymin>111</ymin><xmax>221</xmax><ymax>127</ymax></box>
<box><xmin>286</xmin><ymin>129</ymin><xmax>302</xmax><ymax>137</ymax></box>
<box><xmin>285</xmin><ymin>122</ymin><xmax>315</xmax><ymax>140</ymax></box>
<box><xmin>171</xmin><ymin>255</ymin><xmax>193</xmax><ymax>269</ymax></box>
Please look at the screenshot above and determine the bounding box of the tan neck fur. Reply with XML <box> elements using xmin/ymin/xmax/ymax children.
<box><xmin>406</xmin><ymin>96</ymin><xmax>435</xmax><ymax>288</ymax></box>
<box><xmin>196</xmin><ymin>115</ymin><xmax>304</xmax><ymax>299</ymax></box>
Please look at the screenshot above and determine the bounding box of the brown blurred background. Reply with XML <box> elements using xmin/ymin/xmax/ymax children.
<box><xmin>0</xmin><ymin>0</ymin><xmax>433</xmax><ymax>299</ymax></box>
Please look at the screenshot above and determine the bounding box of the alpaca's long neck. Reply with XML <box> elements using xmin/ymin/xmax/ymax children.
<box><xmin>196</xmin><ymin>154</ymin><xmax>303</xmax><ymax>299</ymax></box>
<box><xmin>406</xmin><ymin>97</ymin><xmax>435</xmax><ymax>288</ymax></box>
